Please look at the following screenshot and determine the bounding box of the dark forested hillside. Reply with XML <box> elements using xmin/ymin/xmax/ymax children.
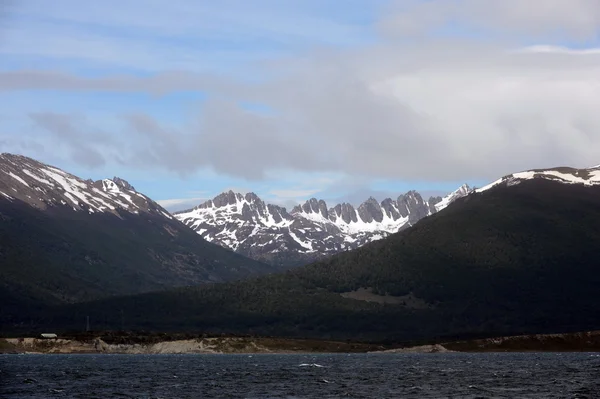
<box><xmin>0</xmin><ymin>198</ymin><xmax>275</xmax><ymax>321</ymax></box>
<box><xmin>0</xmin><ymin>154</ymin><xmax>277</xmax><ymax>320</ymax></box>
<box><xmin>8</xmin><ymin>179</ymin><xmax>600</xmax><ymax>342</ymax></box>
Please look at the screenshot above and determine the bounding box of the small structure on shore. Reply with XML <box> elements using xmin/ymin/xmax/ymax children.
<box><xmin>40</xmin><ymin>333</ymin><xmax>58</xmax><ymax>339</ymax></box>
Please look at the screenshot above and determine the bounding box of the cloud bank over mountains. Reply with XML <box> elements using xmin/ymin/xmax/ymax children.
<box><xmin>2</xmin><ymin>0</ymin><xmax>600</xmax><ymax>187</ymax></box>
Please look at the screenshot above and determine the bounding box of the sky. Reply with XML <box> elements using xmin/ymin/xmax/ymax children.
<box><xmin>2</xmin><ymin>0</ymin><xmax>600</xmax><ymax>211</ymax></box>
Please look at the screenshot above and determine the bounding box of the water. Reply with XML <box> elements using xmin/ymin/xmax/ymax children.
<box><xmin>1</xmin><ymin>352</ymin><xmax>599</xmax><ymax>398</ymax></box>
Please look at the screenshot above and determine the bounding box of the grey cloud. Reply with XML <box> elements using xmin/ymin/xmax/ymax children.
<box><xmin>381</xmin><ymin>0</ymin><xmax>600</xmax><ymax>41</ymax></box>
<box><xmin>118</xmin><ymin>100</ymin><xmax>337</xmax><ymax>180</ymax></box>
<box><xmin>70</xmin><ymin>150</ymin><xmax>106</xmax><ymax>169</ymax></box>
<box><xmin>157</xmin><ymin>197</ymin><xmax>209</xmax><ymax>212</ymax></box>
<box><xmin>197</xmin><ymin>100</ymin><xmax>336</xmax><ymax>178</ymax></box>
<box><xmin>13</xmin><ymin>0</ymin><xmax>600</xmax><ymax>183</ymax></box>
<box><xmin>123</xmin><ymin>113</ymin><xmax>200</xmax><ymax>175</ymax></box>
<box><xmin>249</xmin><ymin>47</ymin><xmax>600</xmax><ymax>180</ymax></box>
<box><xmin>30</xmin><ymin>112</ymin><xmax>112</xmax><ymax>168</ymax></box>
<box><xmin>1</xmin><ymin>70</ymin><xmax>241</xmax><ymax>96</ymax></box>
<box><xmin>25</xmin><ymin>44</ymin><xmax>600</xmax><ymax>182</ymax></box>
<box><xmin>0</xmin><ymin>137</ymin><xmax>45</xmax><ymax>154</ymax></box>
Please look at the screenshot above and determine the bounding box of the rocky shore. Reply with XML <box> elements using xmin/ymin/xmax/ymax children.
<box><xmin>3</xmin><ymin>330</ymin><xmax>600</xmax><ymax>355</ymax></box>
<box><xmin>0</xmin><ymin>336</ymin><xmax>381</xmax><ymax>354</ymax></box>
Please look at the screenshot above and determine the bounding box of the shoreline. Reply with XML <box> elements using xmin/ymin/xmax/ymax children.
<box><xmin>3</xmin><ymin>330</ymin><xmax>600</xmax><ymax>355</ymax></box>
<box><xmin>0</xmin><ymin>336</ymin><xmax>383</xmax><ymax>355</ymax></box>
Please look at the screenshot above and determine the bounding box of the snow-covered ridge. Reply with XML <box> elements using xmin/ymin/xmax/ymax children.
<box><xmin>476</xmin><ymin>167</ymin><xmax>600</xmax><ymax>193</ymax></box>
<box><xmin>175</xmin><ymin>163</ymin><xmax>600</xmax><ymax>267</ymax></box>
<box><xmin>434</xmin><ymin>184</ymin><xmax>471</xmax><ymax>212</ymax></box>
<box><xmin>175</xmin><ymin>185</ymin><xmax>471</xmax><ymax>265</ymax></box>
<box><xmin>0</xmin><ymin>153</ymin><xmax>169</xmax><ymax>217</ymax></box>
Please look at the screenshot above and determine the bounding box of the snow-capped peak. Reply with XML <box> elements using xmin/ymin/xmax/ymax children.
<box><xmin>0</xmin><ymin>153</ymin><xmax>170</xmax><ymax>218</ymax></box>
<box><xmin>102</xmin><ymin>177</ymin><xmax>135</xmax><ymax>193</ymax></box>
<box><xmin>435</xmin><ymin>184</ymin><xmax>472</xmax><ymax>212</ymax></box>
<box><xmin>476</xmin><ymin>167</ymin><xmax>600</xmax><ymax>193</ymax></box>
<box><xmin>102</xmin><ymin>179</ymin><xmax>122</xmax><ymax>193</ymax></box>
<box><xmin>174</xmin><ymin>184</ymin><xmax>471</xmax><ymax>266</ymax></box>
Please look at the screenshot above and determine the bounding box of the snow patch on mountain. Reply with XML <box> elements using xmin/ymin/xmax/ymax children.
<box><xmin>476</xmin><ymin>167</ymin><xmax>600</xmax><ymax>193</ymax></box>
<box><xmin>434</xmin><ymin>184</ymin><xmax>471</xmax><ymax>212</ymax></box>
<box><xmin>0</xmin><ymin>153</ymin><xmax>168</xmax><ymax>217</ymax></box>
<box><xmin>175</xmin><ymin>186</ymin><xmax>471</xmax><ymax>266</ymax></box>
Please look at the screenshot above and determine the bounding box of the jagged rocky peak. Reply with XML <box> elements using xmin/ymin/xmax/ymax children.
<box><xmin>111</xmin><ymin>177</ymin><xmax>135</xmax><ymax>191</ymax></box>
<box><xmin>198</xmin><ymin>190</ymin><xmax>265</xmax><ymax>210</ymax></box>
<box><xmin>96</xmin><ymin>178</ymin><xmax>131</xmax><ymax>193</ymax></box>
<box><xmin>397</xmin><ymin>190</ymin><xmax>425</xmax><ymax>205</ymax></box>
<box><xmin>428</xmin><ymin>195</ymin><xmax>443</xmax><ymax>214</ymax></box>
<box><xmin>293</xmin><ymin>198</ymin><xmax>329</xmax><ymax>218</ymax></box>
<box><xmin>212</xmin><ymin>190</ymin><xmax>242</xmax><ymax>208</ymax></box>
<box><xmin>329</xmin><ymin>202</ymin><xmax>357</xmax><ymax>224</ymax></box>
<box><xmin>428</xmin><ymin>195</ymin><xmax>443</xmax><ymax>204</ymax></box>
<box><xmin>357</xmin><ymin>197</ymin><xmax>383</xmax><ymax>223</ymax></box>
<box><xmin>174</xmin><ymin>165</ymin><xmax>600</xmax><ymax>268</ymax></box>
<box><xmin>433</xmin><ymin>184</ymin><xmax>473</xmax><ymax>212</ymax></box>
<box><xmin>267</xmin><ymin>203</ymin><xmax>291</xmax><ymax>223</ymax></box>
<box><xmin>455</xmin><ymin>183</ymin><xmax>471</xmax><ymax>195</ymax></box>
<box><xmin>178</xmin><ymin>190</ymin><xmax>294</xmax><ymax>225</ymax></box>
<box><xmin>243</xmin><ymin>192</ymin><xmax>266</xmax><ymax>216</ymax></box>
<box><xmin>175</xmin><ymin>183</ymin><xmax>473</xmax><ymax>267</ymax></box>
<box><xmin>245</xmin><ymin>192</ymin><xmax>261</xmax><ymax>203</ymax></box>
<box><xmin>396</xmin><ymin>190</ymin><xmax>428</xmax><ymax>220</ymax></box>
<box><xmin>381</xmin><ymin>198</ymin><xmax>400</xmax><ymax>220</ymax></box>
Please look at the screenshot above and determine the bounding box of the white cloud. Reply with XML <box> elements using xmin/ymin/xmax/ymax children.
<box><xmin>17</xmin><ymin>43</ymin><xmax>600</xmax><ymax>182</ymax></box>
<box><xmin>520</xmin><ymin>45</ymin><xmax>600</xmax><ymax>55</ymax></box>
<box><xmin>156</xmin><ymin>197</ymin><xmax>208</xmax><ymax>209</ymax></box>
<box><xmin>156</xmin><ymin>189</ymin><xmax>210</xmax><ymax>211</ymax></box>
<box><xmin>268</xmin><ymin>189</ymin><xmax>322</xmax><ymax>199</ymax></box>
<box><xmin>4</xmin><ymin>0</ymin><xmax>600</xmax><ymax>184</ymax></box>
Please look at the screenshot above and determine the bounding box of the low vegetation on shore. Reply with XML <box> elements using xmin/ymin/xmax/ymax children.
<box><xmin>0</xmin><ymin>332</ymin><xmax>383</xmax><ymax>354</ymax></box>
<box><xmin>3</xmin><ymin>330</ymin><xmax>600</xmax><ymax>355</ymax></box>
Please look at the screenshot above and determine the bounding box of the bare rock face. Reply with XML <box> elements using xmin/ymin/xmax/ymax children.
<box><xmin>396</xmin><ymin>191</ymin><xmax>429</xmax><ymax>224</ymax></box>
<box><xmin>357</xmin><ymin>197</ymin><xmax>383</xmax><ymax>223</ymax></box>
<box><xmin>329</xmin><ymin>203</ymin><xmax>358</xmax><ymax>224</ymax></box>
<box><xmin>428</xmin><ymin>196</ymin><xmax>443</xmax><ymax>214</ymax></box>
<box><xmin>381</xmin><ymin>198</ymin><xmax>400</xmax><ymax>220</ymax></box>
<box><xmin>175</xmin><ymin>185</ymin><xmax>472</xmax><ymax>268</ymax></box>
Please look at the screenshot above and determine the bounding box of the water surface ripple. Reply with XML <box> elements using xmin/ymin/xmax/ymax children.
<box><xmin>1</xmin><ymin>352</ymin><xmax>599</xmax><ymax>398</ymax></box>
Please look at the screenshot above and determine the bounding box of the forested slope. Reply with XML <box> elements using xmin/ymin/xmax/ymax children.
<box><xmin>12</xmin><ymin>179</ymin><xmax>600</xmax><ymax>342</ymax></box>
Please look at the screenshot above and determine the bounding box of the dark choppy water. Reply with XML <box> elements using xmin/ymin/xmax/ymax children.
<box><xmin>1</xmin><ymin>352</ymin><xmax>599</xmax><ymax>398</ymax></box>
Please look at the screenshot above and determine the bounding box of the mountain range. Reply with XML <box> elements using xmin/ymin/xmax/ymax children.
<box><xmin>0</xmin><ymin>153</ymin><xmax>275</xmax><ymax>316</ymax></box>
<box><xmin>30</xmin><ymin>171</ymin><xmax>600</xmax><ymax>342</ymax></box>
<box><xmin>174</xmin><ymin>164</ymin><xmax>600</xmax><ymax>268</ymax></box>
<box><xmin>174</xmin><ymin>185</ymin><xmax>472</xmax><ymax>266</ymax></box>
<box><xmin>4</xmin><ymin>152</ymin><xmax>600</xmax><ymax>344</ymax></box>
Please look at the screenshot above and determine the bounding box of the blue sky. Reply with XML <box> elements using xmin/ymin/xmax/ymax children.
<box><xmin>2</xmin><ymin>0</ymin><xmax>600</xmax><ymax>210</ymax></box>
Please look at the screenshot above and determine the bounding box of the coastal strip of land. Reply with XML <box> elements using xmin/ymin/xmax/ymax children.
<box><xmin>0</xmin><ymin>335</ymin><xmax>382</xmax><ymax>354</ymax></box>
<box><xmin>2</xmin><ymin>330</ymin><xmax>600</xmax><ymax>355</ymax></box>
